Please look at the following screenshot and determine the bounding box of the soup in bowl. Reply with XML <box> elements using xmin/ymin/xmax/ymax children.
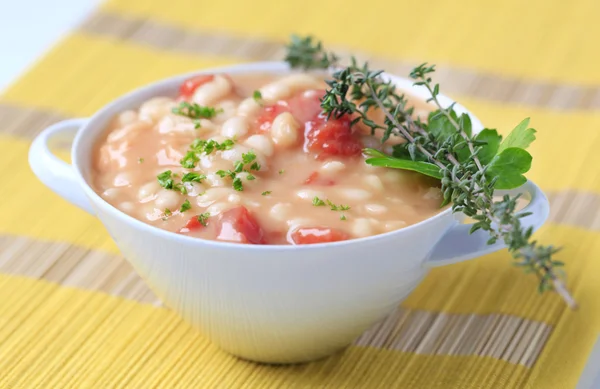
<box><xmin>29</xmin><ymin>62</ymin><xmax>549</xmax><ymax>363</ymax></box>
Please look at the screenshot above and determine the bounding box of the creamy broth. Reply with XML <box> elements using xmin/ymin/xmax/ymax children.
<box><xmin>92</xmin><ymin>72</ymin><xmax>442</xmax><ymax>245</ymax></box>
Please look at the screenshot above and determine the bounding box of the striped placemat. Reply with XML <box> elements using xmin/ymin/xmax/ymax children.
<box><xmin>1</xmin><ymin>0</ymin><xmax>599</xmax><ymax>387</ymax></box>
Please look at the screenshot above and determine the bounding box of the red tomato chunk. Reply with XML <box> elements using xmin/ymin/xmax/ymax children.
<box><xmin>290</xmin><ymin>227</ymin><xmax>349</xmax><ymax>245</ymax></box>
<box><xmin>255</xmin><ymin>103</ymin><xmax>290</xmax><ymax>132</ymax></box>
<box><xmin>179</xmin><ymin>75</ymin><xmax>215</xmax><ymax>99</ymax></box>
<box><xmin>216</xmin><ymin>206</ymin><xmax>266</xmax><ymax>244</ymax></box>
<box><xmin>304</xmin><ymin>115</ymin><xmax>363</xmax><ymax>158</ymax></box>
<box><xmin>179</xmin><ymin>215</ymin><xmax>210</xmax><ymax>233</ymax></box>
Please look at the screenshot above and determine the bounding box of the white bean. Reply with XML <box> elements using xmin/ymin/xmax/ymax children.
<box><xmin>137</xmin><ymin>181</ymin><xmax>161</xmax><ymax>201</ymax></box>
<box><xmin>107</xmin><ymin>121</ymin><xmax>150</xmax><ymax>143</ymax></box>
<box><xmin>244</xmin><ymin>134</ymin><xmax>274</xmax><ymax>157</ymax></box>
<box><xmin>220</xmin><ymin>145</ymin><xmax>247</xmax><ymax>162</ymax></box>
<box><xmin>337</xmin><ymin>188</ymin><xmax>372</xmax><ymax>201</ymax></box>
<box><xmin>269</xmin><ymin>202</ymin><xmax>293</xmax><ymax>222</ymax></box>
<box><xmin>197</xmin><ymin>188</ymin><xmax>235</xmax><ymax>207</ymax></box>
<box><xmin>384</xmin><ymin>220</ymin><xmax>407</xmax><ymax>231</ymax></box>
<box><xmin>320</xmin><ymin>161</ymin><xmax>345</xmax><ymax>175</ymax></box>
<box><xmin>157</xmin><ymin>115</ymin><xmax>196</xmax><ymax>134</ymax></box>
<box><xmin>206</xmin><ymin>202</ymin><xmax>231</xmax><ymax>216</ymax></box>
<box><xmin>204</xmin><ymin>173</ymin><xmax>227</xmax><ymax>188</ymax></box>
<box><xmin>116</xmin><ymin>110</ymin><xmax>138</xmax><ymax>127</ymax></box>
<box><xmin>237</xmin><ymin>97</ymin><xmax>261</xmax><ymax>116</ymax></box>
<box><xmin>270</xmin><ymin>112</ymin><xmax>299</xmax><ymax>147</ymax></box>
<box><xmin>102</xmin><ymin>188</ymin><xmax>121</xmax><ymax>201</ymax></box>
<box><xmin>364</xmin><ymin>174</ymin><xmax>385</xmax><ymax>192</ymax></box>
<box><xmin>365</xmin><ymin>204</ymin><xmax>388</xmax><ymax>215</ymax></box>
<box><xmin>227</xmin><ymin>194</ymin><xmax>242</xmax><ymax>205</ymax></box>
<box><xmin>184</xmin><ymin>182</ymin><xmax>206</xmax><ymax>197</ymax></box>
<box><xmin>221</xmin><ymin>116</ymin><xmax>249</xmax><ymax>138</ymax></box>
<box><xmin>296</xmin><ymin>189</ymin><xmax>326</xmax><ymax>201</ymax></box>
<box><xmin>139</xmin><ymin>97</ymin><xmax>176</xmax><ymax>122</ymax></box>
<box><xmin>118</xmin><ymin>201</ymin><xmax>135</xmax><ymax>213</ymax></box>
<box><xmin>113</xmin><ymin>172</ymin><xmax>132</xmax><ymax>187</ymax></box>
<box><xmin>192</xmin><ymin>75</ymin><xmax>232</xmax><ymax>105</ymax></box>
<box><xmin>287</xmin><ymin>218</ymin><xmax>316</xmax><ymax>228</ymax></box>
<box><xmin>260</xmin><ymin>74</ymin><xmax>322</xmax><ymax>102</ymax></box>
<box><xmin>352</xmin><ymin>218</ymin><xmax>374</xmax><ymax>237</ymax></box>
<box><xmin>215</xmin><ymin>100</ymin><xmax>237</xmax><ymax>122</ymax></box>
<box><xmin>154</xmin><ymin>190</ymin><xmax>180</xmax><ymax>210</ymax></box>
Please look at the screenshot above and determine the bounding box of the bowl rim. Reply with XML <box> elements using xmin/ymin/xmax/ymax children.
<box><xmin>72</xmin><ymin>61</ymin><xmax>483</xmax><ymax>252</ymax></box>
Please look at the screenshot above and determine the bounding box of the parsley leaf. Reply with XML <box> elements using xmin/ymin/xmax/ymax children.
<box><xmin>182</xmin><ymin>172</ymin><xmax>206</xmax><ymax>183</ymax></box>
<box><xmin>242</xmin><ymin>150</ymin><xmax>257</xmax><ymax>164</ymax></box>
<box><xmin>364</xmin><ymin>149</ymin><xmax>442</xmax><ymax>179</ymax></box>
<box><xmin>233</xmin><ymin>177</ymin><xmax>243</xmax><ymax>191</ymax></box>
<box><xmin>326</xmin><ymin>200</ymin><xmax>350</xmax><ymax>211</ymax></box>
<box><xmin>172</xmin><ymin>102</ymin><xmax>222</xmax><ymax>119</ymax></box>
<box><xmin>312</xmin><ymin>196</ymin><xmax>326</xmax><ymax>206</ymax></box>
<box><xmin>246</xmin><ymin>173</ymin><xmax>256</xmax><ymax>181</ymax></box>
<box><xmin>250</xmin><ymin>162</ymin><xmax>261</xmax><ymax>171</ymax></box>
<box><xmin>340</xmin><ymin>214</ymin><xmax>347</xmax><ymax>221</ymax></box>
<box><xmin>262</xmin><ymin>191</ymin><xmax>272</xmax><ymax>196</ymax></box>
<box><xmin>157</xmin><ymin>170</ymin><xmax>174</xmax><ymax>189</ymax></box>
<box><xmin>253</xmin><ymin>90</ymin><xmax>263</xmax><ymax>103</ymax></box>
<box><xmin>164</xmin><ymin>208</ymin><xmax>172</xmax><ymax>217</ymax></box>
<box><xmin>279</xmin><ymin>169</ymin><xmax>285</xmax><ymax>175</ymax></box>
<box><xmin>180</xmin><ymin>199</ymin><xmax>191</xmax><ymax>212</ymax></box>
<box><xmin>197</xmin><ymin>212</ymin><xmax>210</xmax><ymax>226</ymax></box>
<box><xmin>138</xmin><ymin>158</ymin><xmax>144</xmax><ymax>163</ymax></box>
<box><xmin>180</xmin><ymin>151</ymin><xmax>200</xmax><ymax>168</ymax></box>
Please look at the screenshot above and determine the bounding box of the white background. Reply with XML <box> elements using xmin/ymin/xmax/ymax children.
<box><xmin>0</xmin><ymin>1</ymin><xmax>598</xmax><ymax>387</ymax></box>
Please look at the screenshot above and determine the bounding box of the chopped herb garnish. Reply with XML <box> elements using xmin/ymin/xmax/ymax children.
<box><xmin>182</xmin><ymin>172</ymin><xmax>206</xmax><ymax>183</ymax></box>
<box><xmin>193</xmin><ymin>120</ymin><xmax>201</xmax><ymax>129</ymax></box>
<box><xmin>180</xmin><ymin>199</ymin><xmax>191</xmax><ymax>213</ymax></box>
<box><xmin>216</xmin><ymin>169</ymin><xmax>235</xmax><ymax>179</ymax></box>
<box><xmin>279</xmin><ymin>169</ymin><xmax>285</xmax><ymax>175</ymax></box>
<box><xmin>233</xmin><ymin>177</ymin><xmax>243</xmax><ymax>191</ymax></box>
<box><xmin>181</xmin><ymin>139</ymin><xmax>235</xmax><ymax>169</ymax></box>
<box><xmin>262</xmin><ymin>191</ymin><xmax>272</xmax><ymax>196</ymax></box>
<box><xmin>326</xmin><ymin>200</ymin><xmax>350</xmax><ymax>211</ymax></box>
<box><xmin>250</xmin><ymin>162</ymin><xmax>261</xmax><ymax>171</ymax></box>
<box><xmin>138</xmin><ymin>158</ymin><xmax>144</xmax><ymax>163</ymax></box>
<box><xmin>157</xmin><ymin>170</ymin><xmax>174</xmax><ymax>189</ymax></box>
<box><xmin>197</xmin><ymin>212</ymin><xmax>210</xmax><ymax>226</ymax></box>
<box><xmin>340</xmin><ymin>214</ymin><xmax>347</xmax><ymax>221</ymax></box>
<box><xmin>246</xmin><ymin>173</ymin><xmax>256</xmax><ymax>180</ymax></box>
<box><xmin>164</xmin><ymin>208</ymin><xmax>172</xmax><ymax>217</ymax></box>
<box><xmin>242</xmin><ymin>150</ymin><xmax>257</xmax><ymax>165</ymax></box>
<box><xmin>253</xmin><ymin>90</ymin><xmax>263</xmax><ymax>104</ymax></box>
<box><xmin>312</xmin><ymin>196</ymin><xmax>326</xmax><ymax>206</ymax></box>
<box><xmin>172</xmin><ymin>102</ymin><xmax>222</xmax><ymax>119</ymax></box>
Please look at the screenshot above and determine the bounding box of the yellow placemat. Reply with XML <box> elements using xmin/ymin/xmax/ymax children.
<box><xmin>1</xmin><ymin>0</ymin><xmax>600</xmax><ymax>387</ymax></box>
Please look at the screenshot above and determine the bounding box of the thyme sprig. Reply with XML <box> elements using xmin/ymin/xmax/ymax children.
<box><xmin>285</xmin><ymin>35</ymin><xmax>576</xmax><ymax>308</ymax></box>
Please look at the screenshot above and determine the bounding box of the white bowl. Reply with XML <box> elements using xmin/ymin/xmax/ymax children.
<box><xmin>28</xmin><ymin>62</ymin><xmax>550</xmax><ymax>363</ymax></box>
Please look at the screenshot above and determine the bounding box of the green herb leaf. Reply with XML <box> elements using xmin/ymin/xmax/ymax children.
<box><xmin>242</xmin><ymin>150</ymin><xmax>257</xmax><ymax>164</ymax></box>
<box><xmin>262</xmin><ymin>191</ymin><xmax>272</xmax><ymax>196</ymax></box>
<box><xmin>250</xmin><ymin>162</ymin><xmax>261</xmax><ymax>171</ymax></box>
<box><xmin>172</xmin><ymin>102</ymin><xmax>222</xmax><ymax>119</ymax></box>
<box><xmin>246</xmin><ymin>173</ymin><xmax>256</xmax><ymax>181</ymax></box>
<box><xmin>312</xmin><ymin>196</ymin><xmax>325</xmax><ymax>206</ymax></box>
<box><xmin>197</xmin><ymin>212</ymin><xmax>210</xmax><ymax>226</ymax></box>
<box><xmin>157</xmin><ymin>170</ymin><xmax>174</xmax><ymax>189</ymax></box>
<box><xmin>279</xmin><ymin>169</ymin><xmax>285</xmax><ymax>175</ymax></box>
<box><xmin>498</xmin><ymin>118</ymin><xmax>536</xmax><ymax>153</ymax></box>
<box><xmin>253</xmin><ymin>90</ymin><xmax>263</xmax><ymax>103</ymax></box>
<box><xmin>486</xmin><ymin>147</ymin><xmax>533</xmax><ymax>189</ymax></box>
<box><xmin>427</xmin><ymin>110</ymin><xmax>460</xmax><ymax>142</ymax></box>
<box><xmin>180</xmin><ymin>199</ymin><xmax>191</xmax><ymax>212</ymax></box>
<box><xmin>233</xmin><ymin>177</ymin><xmax>243</xmax><ymax>191</ymax></box>
<box><xmin>456</xmin><ymin>129</ymin><xmax>502</xmax><ymax>164</ymax></box>
<box><xmin>340</xmin><ymin>214</ymin><xmax>347</xmax><ymax>221</ymax></box>
<box><xmin>365</xmin><ymin>153</ymin><xmax>442</xmax><ymax>179</ymax></box>
<box><xmin>138</xmin><ymin>158</ymin><xmax>144</xmax><ymax>163</ymax></box>
<box><xmin>181</xmin><ymin>172</ymin><xmax>206</xmax><ymax>183</ymax></box>
<box><xmin>164</xmin><ymin>208</ymin><xmax>172</xmax><ymax>217</ymax></box>
<box><xmin>326</xmin><ymin>199</ymin><xmax>351</xmax><ymax>211</ymax></box>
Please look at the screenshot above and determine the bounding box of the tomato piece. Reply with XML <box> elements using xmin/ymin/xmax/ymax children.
<box><xmin>290</xmin><ymin>227</ymin><xmax>349</xmax><ymax>245</ymax></box>
<box><xmin>179</xmin><ymin>215</ymin><xmax>210</xmax><ymax>233</ymax></box>
<box><xmin>303</xmin><ymin>171</ymin><xmax>335</xmax><ymax>186</ymax></box>
<box><xmin>287</xmin><ymin>90</ymin><xmax>326</xmax><ymax>123</ymax></box>
<box><xmin>216</xmin><ymin>206</ymin><xmax>266</xmax><ymax>244</ymax></box>
<box><xmin>305</xmin><ymin>115</ymin><xmax>363</xmax><ymax>158</ymax></box>
<box><xmin>255</xmin><ymin>103</ymin><xmax>290</xmax><ymax>132</ymax></box>
<box><xmin>179</xmin><ymin>75</ymin><xmax>215</xmax><ymax>99</ymax></box>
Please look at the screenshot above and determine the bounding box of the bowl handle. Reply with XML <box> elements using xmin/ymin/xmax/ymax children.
<box><xmin>425</xmin><ymin>180</ymin><xmax>550</xmax><ymax>267</ymax></box>
<box><xmin>29</xmin><ymin>118</ymin><xmax>94</xmax><ymax>215</ymax></box>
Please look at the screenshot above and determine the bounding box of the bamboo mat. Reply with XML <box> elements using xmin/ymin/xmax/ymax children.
<box><xmin>1</xmin><ymin>0</ymin><xmax>600</xmax><ymax>387</ymax></box>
